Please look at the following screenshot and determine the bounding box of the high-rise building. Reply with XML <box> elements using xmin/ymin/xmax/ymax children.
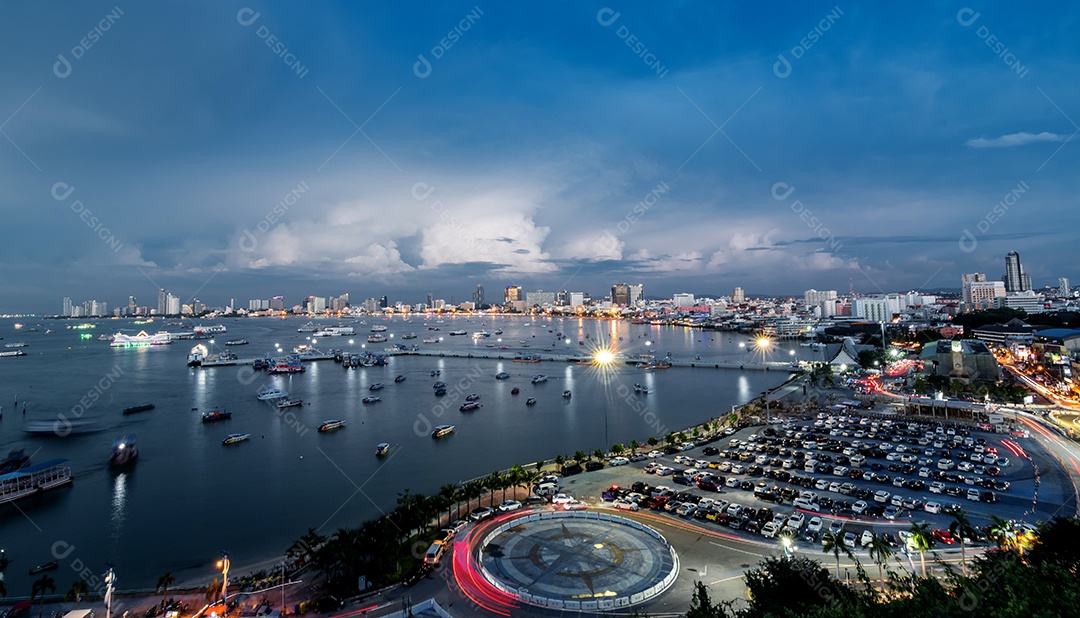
<box><xmin>611</xmin><ymin>284</ymin><xmax>630</xmax><ymax>306</ymax></box>
<box><xmin>628</xmin><ymin>284</ymin><xmax>644</xmax><ymax>305</ymax></box>
<box><xmin>1004</xmin><ymin>251</ymin><xmax>1028</xmax><ymax>293</ymax></box>
<box><xmin>963</xmin><ymin>278</ymin><xmax>1005</xmax><ymax>306</ymax></box>
<box><xmin>732</xmin><ymin>287</ymin><xmax>745</xmax><ymax>304</ymax></box>
<box><xmin>167</xmin><ymin>294</ymin><xmax>180</xmax><ymax>315</ymax></box>
<box><xmin>157</xmin><ymin>289</ymin><xmax>167</xmax><ymax>314</ymax></box>
<box><xmin>62</xmin><ymin>297</ymin><xmax>73</xmax><ymax>317</ymax></box>
<box><xmin>363</xmin><ymin>298</ymin><xmax>378</xmax><ymax>312</ymax></box>
<box><xmin>852</xmin><ymin>296</ymin><xmax>889</xmax><ymax>322</ymax></box>
<box><xmin>1060</xmin><ymin>277</ymin><xmax>1071</xmax><ymax>298</ymax></box>
<box><xmin>804</xmin><ymin>289</ymin><xmax>838</xmax><ymax>317</ymax></box>
<box><xmin>673</xmin><ymin>293</ymin><xmax>696</xmax><ymax>307</ymax></box>
<box><xmin>473</xmin><ymin>284</ymin><xmax>485</xmax><ymax>308</ymax></box>
<box><xmin>504</xmin><ymin>286</ymin><xmax>523</xmax><ymax>304</ymax></box>
<box><xmin>961</xmin><ymin>273</ymin><xmax>986</xmax><ymax>285</ymax></box>
<box><xmin>525</xmin><ymin>290</ymin><xmax>555</xmax><ymax>308</ymax></box>
<box><xmin>569</xmin><ymin>292</ymin><xmax>585</xmax><ymax>308</ymax></box>
<box><xmin>427</xmin><ymin>292</ymin><xmax>433</xmax><ymax>307</ymax></box>
<box><xmin>269</xmin><ymin>296</ymin><xmax>285</xmax><ymax>311</ymax></box>
<box><xmin>379</xmin><ymin>295</ymin><xmax>388</xmax><ymax>309</ymax></box>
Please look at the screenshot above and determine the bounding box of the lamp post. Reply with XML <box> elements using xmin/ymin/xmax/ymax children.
<box><xmin>756</xmin><ymin>337</ymin><xmax>772</xmax><ymax>422</ymax></box>
<box><xmin>104</xmin><ymin>565</ymin><xmax>116</xmax><ymax>618</ymax></box>
<box><xmin>216</xmin><ymin>551</ymin><xmax>230</xmax><ymax>606</ymax></box>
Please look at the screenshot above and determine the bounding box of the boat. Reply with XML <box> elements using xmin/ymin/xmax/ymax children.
<box><xmin>108</xmin><ymin>434</ymin><xmax>139</xmax><ymax>467</ymax></box>
<box><xmin>394</xmin><ymin>375</ymin><xmax>406</xmax><ymax>383</ymax></box>
<box><xmin>448</xmin><ymin>330</ymin><xmax>467</xmax><ymax>336</ymax></box>
<box><xmin>0</xmin><ymin>459</ymin><xmax>73</xmax><ymax>505</ymax></box>
<box><xmin>375</xmin><ymin>442</ymin><xmax>390</xmax><ymax>456</ymax></box>
<box><xmin>201</xmin><ymin>409</ymin><xmax>232</xmax><ymax>422</ymax></box>
<box><xmin>256</xmin><ymin>386</ymin><xmax>289</xmax><ymax>401</ymax></box>
<box><xmin>369</xmin><ymin>383</ymin><xmax>384</xmax><ymax>391</ymax></box>
<box><xmin>4</xmin><ymin>342</ymin><xmax>28</xmax><ymax>348</ymax></box>
<box><xmin>0</xmin><ymin>350</ymin><xmax>26</xmax><ymax>357</ymax></box>
<box><xmin>494</xmin><ymin>329</ymin><xmax>503</xmax><ymax>335</ymax></box>
<box><xmin>370</xmin><ymin>324</ymin><xmax>388</xmax><ymax>332</ymax></box>
<box><xmin>513</xmin><ymin>354</ymin><xmax>541</xmax><ymax>363</ymax></box>
<box><xmin>422</xmin><ymin>337</ymin><xmax>439</xmax><ymax>344</ymax></box>
<box><xmin>267</xmin><ymin>359</ymin><xmax>305</xmax><ymax>374</ymax></box>
<box><xmin>634</xmin><ymin>383</ymin><xmax>649</xmax><ymax>394</ymax></box>
<box><xmin>433</xmin><ymin>381</ymin><xmax>447</xmax><ymax>389</ymax></box>
<box><xmin>367</xmin><ymin>334</ymin><xmax>387</xmax><ymax>343</ymax></box>
<box><xmin>459</xmin><ymin>402</ymin><xmax>482</xmax><ymax>412</ymax></box>
<box><xmin>313</xmin><ymin>326</ymin><xmax>355</xmax><ymax>337</ymax></box>
<box><xmin>531</xmin><ymin>375</ymin><xmax>548</xmax><ymax>384</ymax></box>
<box><xmin>110</xmin><ymin>331</ymin><xmax>172</xmax><ymax>348</ymax></box>
<box><xmin>225</xmin><ymin>339</ymin><xmax>249</xmax><ymax>346</ymax></box>
<box><xmin>495</xmin><ymin>372</ymin><xmax>510</xmax><ymax>380</ymax></box>
<box><xmin>465</xmin><ymin>393</ymin><xmax>481</xmax><ymax>402</ymax></box>
<box><xmin>0</xmin><ymin>449</ymin><xmax>30</xmax><ymax>474</ymax></box>
<box><xmin>188</xmin><ymin>344</ymin><xmax>208</xmax><ymax>366</ymax></box>
<box><xmin>23</xmin><ymin>419</ymin><xmax>101</xmax><ymax>435</ymax></box>
<box><xmin>472</xmin><ymin>330</ymin><xmax>490</xmax><ymax>338</ymax></box>
<box><xmin>98</xmin><ymin>334</ymin><xmax>114</xmax><ymax>341</ymax></box>
<box><xmin>434</xmin><ymin>388</ymin><xmax>447</xmax><ymax>396</ymax></box>
<box><xmin>318</xmin><ymin>419</ymin><xmax>346</xmax><ymax>432</ymax></box>
<box><xmin>431</xmin><ymin>370</ymin><xmax>441</xmax><ymax>376</ymax></box>
<box><xmin>401</xmin><ymin>333</ymin><xmax>417</xmax><ymax>340</ymax></box>
<box><xmin>526</xmin><ymin>397</ymin><xmax>537</xmax><ymax>406</ymax></box>
<box><xmin>297</xmin><ymin>322</ymin><xmax>318</xmax><ymax>332</ymax></box>
<box><xmin>276</xmin><ymin>397</ymin><xmax>303</xmax><ymax>409</ymax></box>
<box><xmin>193</xmin><ymin>324</ymin><xmax>227</xmax><ymax>335</ymax></box>
<box><xmin>563</xmin><ymin>390</ymin><xmax>572</xmax><ymax>398</ymax></box>
<box><xmin>511</xmin><ymin>387</ymin><xmax>520</xmax><ymax>395</ymax></box>
<box><xmin>122</xmin><ymin>403</ymin><xmax>155</xmax><ymax>415</ymax></box>
<box><xmin>639</xmin><ymin>360</ymin><xmax>672</xmax><ymax>370</ymax></box>
<box><xmin>431</xmin><ymin>424</ymin><xmax>455</xmax><ymax>438</ymax></box>
<box><xmin>362</xmin><ymin>396</ymin><xmax>381</xmax><ymax>404</ymax></box>
<box><xmin>28</xmin><ymin>561</ymin><xmax>59</xmax><ymax>575</ymax></box>
<box><xmin>222</xmin><ymin>433</ymin><xmax>250</xmax><ymax>445</ymax></box>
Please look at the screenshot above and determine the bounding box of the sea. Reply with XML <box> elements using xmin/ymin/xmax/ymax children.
<box><xmin>0</xmin><ymin>315</ymin><xmax>818</xmax><ymax>593</ymax></box>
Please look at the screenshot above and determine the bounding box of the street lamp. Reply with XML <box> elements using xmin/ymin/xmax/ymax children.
<box><xmin>756</xmin><ymin>337</ymin><xmax>772</xmax><ymax>422</ymax></box>
<box><xmin>103</xmin><ymin>565</ymin><xmax>116</xmax><ymax>618</ymax></box>
<box><xmin>216</xmin><ymin>551</ymin><xmax>230</xmax><ymax>606</ymax></box>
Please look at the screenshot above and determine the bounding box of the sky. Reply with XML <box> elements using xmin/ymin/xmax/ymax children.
<box><xmin>1</xmin><ymin>2</ymin><xmax>1078</xmax><ymax>313</ymax></box>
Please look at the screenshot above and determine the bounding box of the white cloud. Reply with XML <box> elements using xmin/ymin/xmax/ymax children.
<box><xmin>965</xmin><ymin>131</ymin><xmax>1070</xmax><ymax>148</ymax></box>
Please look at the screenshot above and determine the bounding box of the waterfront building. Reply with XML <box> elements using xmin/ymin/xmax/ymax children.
<box><xmin>732</xmin><ymin>287</ymin><xmax>745</xmax><ymax>303</ymax></box>
<box><xmin>611</xmin><ymin>283</ymin><xmax>630</xmax><ymax>306</ymax></box>
<box><xmin>504</xmin><ymin>286</ymin><xmax>523</xmax><ymax>304</ymax></box>
<box><xmin>672</xmin><ymin>292</ymin><xmax>696</xmax><ymax>307</ymax></box>
<box><xmin>526</xmin><ymin>290</ymin><xmax>555</xmax><ymax>308</ymax></box>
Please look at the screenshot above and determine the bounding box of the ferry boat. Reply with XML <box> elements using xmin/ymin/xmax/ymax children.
<box><xmin>4</xmin><ymin>342</ymin><xmax>28</xmax><ymax>348</ymax></box>
<box><xmin>369</xmin><ymin>382</ymin><xmax>385</xmax><ymax>391</ymax></box>
<box><xmin>225</xmin><ymin>339</ymin><xmax>249</xmax><ymax>346</ymax></box>
<box><xmin>431</xmin><ymin>424</ymin><xmax>455</xmax><ymax>438</ymax></box>
<box><xmin>448</xmin><ymin>329</ymin><xmax>467</xmax><ymax>336</ymax></box>
<box><xmin>193</xmin><ymin>324</ymin><xmax>227</xmax><ymax>336</ymax></box>
<box><xmin>276</xmin><ymin>397</ymin><xmax>303</xmax><ymax>409</ymax></box>
<box><xmin>362</xmin><ymin>396</ymin><xmax>381</xmax><ymax>404</ymax></box>
<box><xmin>110</xmin><ymin>331</ymin><xmax>173</xmax><ymax>348</ymax></box>
<box><xmin>108</xmin><ymin>434</ymin><xmax>139</xmax><ymax>467</ymax></box>
<box><xmin>201</xmin><ymin>409</ymin><xmax>232</xmax><ymax>422</ymax></box>
<box><xmin>370</xmin><ymin>324</ymin><xmax>388</xmax><ymax>332</ymax></box>
<box><xmin>367</xmin><ymin>334</ymin><xmax>387</xmax><ymax>343</ymax></box>
<box><xmin>459</xmin><ymin>402</ymin><xmax>482</xmax><ymax>412</ymax></box>
<box><xmin>526</xmin><ymin>397</ymin><xmax>537</xmax><ymax>406</ymax></box>
<box><xmin>472</xmin><ymin>330</ymin><xmax>490</xmax><ymax>339</ymax></box>
<box><xmin>514</xmin><ymin>354</ymin><xmax>540</xmax><ymax>363</ymax></box>
<box><xmin>267</xmin><ymin>359</ymin><xmax>305</xmax><ymax>374</ymax></box>
<box><xmin>531</xmin><ymin>375</ymin><xmax>548</xmax><ymax>384</ymax></box>
<box><xmin>314</xmin><ymin>326</ymin><xmax>355</xmax><ymax>337</ymax></box>
<box><xmin>394</xmin><ymin>375</ymin><xmax>406</xmax><ymax>382</ymax></box>
<box><xmin>495</xmin><ymin>372</ymin><xmax>510</xmax><ymax>380</ymax></box>
<box><xmin>122</xmin><ymin>403</ymin><xmax>155</xmax><ymax>415</ymax></box>
<box><xmin>297</xmin><ymin>322</ymin><xmax>318</xmax><ymax>332</ymax></box>
<box><xmin>222</xmin><ymin>433</ymin><xmax>251</xmax><ymax>445</ymax></box>
<box><xmin>375</xmin><ymin>442</ymin><xmax>390</xmax><ymax>456</ymax></box>
<box><xmin>0</xmin><ymin>449</ymin><xmax>31</xmax><ymax>474</ymax></box>
<box><xmin>318</xmin><ymin>419</ymin><xmax>346</xmax><ymax>432</ymax></box>
<box><xmin>0</xmin><ymin>459</ymin><xmax>73</xmax><ymax>505</ymax></box>
<box><xmin>0</xmin><ymin>350</ymin><xmax>26</xmax><ymax>357</ymax></box>
<box><xmin>256</xmin><ymin>386</ymin><xmax>289</xmax><ymax>400</ymax></box>
<box><xmin>187</xmin><ymin>344</ymin><xmax>209</xmax><ymax>366</ymax></box>
<box><xmin>401</xmin><ymin>333</ymin><xmax>417</xmax><ymax>340</ymax></box>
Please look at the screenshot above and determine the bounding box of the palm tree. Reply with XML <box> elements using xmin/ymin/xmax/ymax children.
<box><xmin>948</xmin><ymin>509</ymin><xmax>979</xmax><ymax>575</ymax></box>
<box><xmin>484</xmin><ymin>472</ymin><xmax>503</xmax><ymax>506</ymax></box>
<box><xmin>65</xmin><ymin>580</ymin><xmax>90</xmax><ymax>609</ymax></box>
<box><xmin>31</xmin><ymin>574</ymin><xmax>55</xmax><ymax>618</ymax></box>
<box><xmin>155</xmin><ymin>572</ymin><xmax>176</xmax><ymax>608</ymax></box>
<box><xmin>988</xmin><ymin>515</ymin><xmax>1013</xmax><ymax>549</ymax></box>
<box><xmin>205</xmin><ymin>577</ymin><xmax>222</xmax><ymax>603</ymax></box>
<box><xmin>821</xmin><ymin>531</ymin><xmax>851</xmax><ymax>580</ymax></box>
<box><xmin>867</xmin><ymin>535</ymin><xmax>893</xmax><ymax>593</ymax></box>
<box><xmin>908</xmin><ymin>522</ymin><xmax>935</xmax><ymax>578</ymax></box>
<box><xmin>438</xmin><ymin>483</ymin><xmax>458</xmax><ymax>525</ymax></box>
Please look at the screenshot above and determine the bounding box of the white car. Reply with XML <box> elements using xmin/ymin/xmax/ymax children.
<box><xmin>860</xmin><ymin>530</ymin><xmax>875</xmax><ymax>547</ymax></box>
<box><xmin>725</xmin><ymin>477</ymin><xmax>740</xmax><ymax>488</ymax></box>
<box><xmin>552</xmin><ymin>493</ymin><xmax>573</xmax><ymax>505</ymax></box>
<box><xmin>874</xmin><ymin>490</ymin><xmax>891</xmax><ymax>503</ymax></box>
<box><xmin>563</xmin><ymin>500</ymin><xmax>588</xmax><ymax>511</ymax></box>
<box><xmin>612</xmin><ymin>499</ymin><xmax>639</xmax><ymax>511</ymax></box>
<box><xmin>785</xmin><ymin>512</ymin><xmax>806</xmax><ymax>530</ymax></box>
<box><xmin>852</xmin><ymin>500</ymin><xmax>869</xmax><ymax>514</ymax></box>
<box><xmin>929</xmin><ymin>482</ymin><xmax>945</xmax><ymax>494</ymax></box>
<box><xmin>656</xmin><ymin>466</ymin><xmax>674</xmax><ymax>476</ymax></box>
<box><xmin>761</xmin><ymin>521</ymin><xmax>781</xmax><ymax>538</ymax></box>
<box><xmin>924</xmin><ymin>501</ymin><xmax>941</xmax><ymax>514</ymax></box>
<box><xmin>647</xmin><ymin>450</ymin><xmax>664</xmax><ymax>459</ymax></box>
<box><xmin>843</xmin><ymin>531</ymin><xmax>857</xmax><ymax>548</ymax></box>
<box><xmin>609</xmin><ymin>457</ymin><xmax>630</xmax><ymax>467</ymax></box>
<box><xmin>807</xmin><ymin>517</ymin><xmax>823</xmax><ymax>533</ymax></box>
<box><xmin>498</xmin><ymin>500</ymin><xmax>522</xmax><ymax>512</ymax></box>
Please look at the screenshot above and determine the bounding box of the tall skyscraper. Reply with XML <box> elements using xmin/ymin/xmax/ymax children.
<box><xmin>611</xmin><ymin>283</ymin><xmax>630</xmax><ymax>306</ymax></box>
<box><xmin>379</xmin><ymin>295</ymin><xmax>388</xmax><ymax>309</ymax></box>
<box><xmin>960</xmin><ymin>273</ymin><xmax>986</xmax><ymax>285</ymax></box>
<box><xmin>158</xmin><ymin>288</ymin><xmax>168</xmax><ymax>314</ymax></box>
<box><xmin>62</xmin><ymin>297</ymin><xmax>73</xmax><ymax>317</ymax></box>
<box><xmin>1059</xmin><ymin>277</ymin><xmax>1071</xmax><ymax>297</ymax></box>
<box><xmin>473</xmin><ymin>284</ymin><xmax>485</xmax><ymax>308</ymax></box>
<box><xmin>732</xmin><ymin>287</ymin><xmax>745</xmax><ymax>304</ymax></box>
<box><xmin>504</xmin><ymin>286</ymin><xmax>523</xmax><ymax>304</ymax></box>
<box><xmin>672</xmin><ymin>293</ymin><xmax>696</xmax><ymax>307</ymax></box>
<box><xmin>1004</xmin><ymin>251</ymin><xmax>1027</xmax><ymax>293</ymax></box>
<box><xmin>628</xmin><ymin>284</ymin><xmax>644</xmax><ymax>305</ymax></box>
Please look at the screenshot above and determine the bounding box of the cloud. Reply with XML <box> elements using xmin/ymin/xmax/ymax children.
<box><xmin>965</xmin><ymin>131</ymin><xmax>1071</xmax><ymax>148</ymax></box>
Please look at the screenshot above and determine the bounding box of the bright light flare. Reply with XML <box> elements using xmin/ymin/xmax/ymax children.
<box><xmin>756</xmin><ymin>337</ymin><xmax>771</xmax><ymax>349</ymax></box>
<box><xmin>594</xmin><ymin>349</ymin><xmax>615</xmax><ymax>364</ymax></box>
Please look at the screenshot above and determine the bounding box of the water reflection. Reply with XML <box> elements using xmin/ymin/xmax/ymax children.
<box><xmin>110</xmin><ymin>472</ymin><xmax>127</xmax><ymax>549</ymax></box>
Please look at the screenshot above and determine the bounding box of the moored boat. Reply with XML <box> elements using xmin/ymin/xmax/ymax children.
<box><xmin>367</xmin><ymin>334</ymin><xmax>387</xmax><ymax>343</ymax></box>
<box><xmin>256</xmin><ymin>386</ymin><xmax>289</xmax><ymax>401</ymax></box>
<box><xmin>563</xmin><ymin>390</ymin><xmax>572</xmax><ymax>398</ymax></box>
<box><xmin>222</xmin><ymin>433</ymin><xmax>251</xmax><ymax>445</ymax></box>
<box><xmin>276</xmin><ymin>397</ymin><xmax>303</xmax><ymax>409</ymax></box>
<box><xmin>0</xmin><ymin>459</ymin><xmax>73</xmax><ymax>505</ymax></box>
<box><xmin>422</xmin><ymin>337</ymin><xmax>439</xmax><ymax>344</ymax></box>
<box><xmin>28</xmin><ymin>560</ymin><xmax>59</xmax><ymax>575</ymax></box>
<box><xmin>375</xmin><ymin>442</ymin><xmax>390</xmax><ymax>456</ymax></box>
<box><xmin>495</xmin><ymin>372</ymin><xmax>510</xmax><ymax>380</ymax></box>
<box><xmin>362</xmin><ymin>396</ymin><xmax>381</xmax><ymax>404</ymax></box>
<box><xmin>465</xmin><ymin>393</ymin><xmax>480</xmax><ymax>402</ymax></box>
<box><xmin>531</xmin><ymin>375</ymin><xmax>548</xmax><ymax>384</ymax></box>
<box><xmin>267</xmin><ymin>359</ymin><xmax>305</xmax><ymax>374</ymax></box>
<box><xmin>318</xmin><ymin>420</ymin><xmax>346</xmax><ymax>432</ymax></box>
<box><xmin>0</xmin><ymin>350</ymin><xmax>26</xmax><ymax>357</ymax></box>
<box><xmin>526</xmin><ymin>397</ymin><xmax>537</xmax><ymax>406</ymax></box>
<box><xmin>370</xmin><ymin>324</ymin><xmax>388</xmax><ymax>332</ymax></box>
<box><xmin>433</xmin><ymin>381</ymin><xmax>447</xmax><ymax>389</ymax></box>
<box><xmin>511</xmin><ymin>387</ymin><xmax>520</xmax><ymax>395</ymax></box>
<box><xmin>401</xmin><ymin>333</ymin><xmax>417</xmax><ymax>340</ymax></box>
<box><xmin>225</xmin><ymin>339</ymin><xmax>249</xmax><ymax>346</ymax></box>
<box><xmin>431</xmin><ymin>424</ymin><xmax>455</xmax><ymax>438</ymax></box>
<box><xmin>448</xmin><ymin>329</ymin><xmax>467</xmax><ymax>336</ymax></box>
<box><xmin>459</xmin><ymin>402</ymin><xmax>482</xmax><ymax>412</ymax></box>
<box><xmin>369</xmin><ymin>382</ymin><xmax>385</xmax><ymax>391</ymax></box>
<box><xmin>634</xmin><ymin>383</ymin><xmax>650</xmax><ymax>394</ymax></box>
<box><xmin>122</xmin><ymin>403</ymin><xmax>155</xmax><ymax>415</ymax></box>
<box><xmin>201</xmin><ymin>409</ymin><xmax>232</xmax><ymax>422</ymax></box>
<box><xmin>394</xmin><ymin>375</ymin><xmax>406</xmax><ymax>383</ymax></box>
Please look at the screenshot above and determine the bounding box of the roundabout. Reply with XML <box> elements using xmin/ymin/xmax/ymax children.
<box><xmin>474</xmin><ymin>511</ymin><xmax>679</xmax><ymax>611</ymax></box>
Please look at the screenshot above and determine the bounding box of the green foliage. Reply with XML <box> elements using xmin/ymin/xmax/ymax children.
<box><xmin>647</xmin><ymin>436</ymin><xmax>658</xmax><ymax>446</ymax></box>
<box><xmin>611</xmin><ymin>443</ymin><xmax>626</xmax><ymax>454</ymax></box>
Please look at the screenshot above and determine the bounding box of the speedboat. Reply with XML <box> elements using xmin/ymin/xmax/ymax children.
<box><xmin>122</xmin><ymin>403</ymin><xmax>155</xmax><ymax>415</ymax></box>
<box><xmin>494</xmin><ymin>329</ymin><xmax>503</xmax><ymax>335</ymax></box>
<box><xmin>201</xmin><ymin>409</ymin><xmax>232</xmax><ymax>422</ymax></box>
<box><xmin>526</xmin><ymin>398</ymin><xmax>537</xmax><ymax>406</ymax></box>
<box><xmin>563</xmin><ymin>390</ymin><xmax>572</xmax><ymax>398</ymax></box>
<box><xmin>465</xmin><ymin>393</ymin><xmax>481</xmax><ymax>402</ymax></box>
<box><xmin>362</xmin><ymin>396</ymin><xmax>381</xmax><ymax>404</ymax></box>
<box><xmin>434</xmin><ymin>388</ymin><xmax>447</xmax><ymax>396</ymax></box>
<box><xmin>318</xmin><ymin>420</ymin><xmax>346</xmax><ymax>432</ymax></box>
<box><xmin>369</xmin><ymin>383</ymin><xmax>385</xmax><ymax>391</ymax></box>
<box><xmin>472</xmin><ymin>330</ymin><xmax>490</xmax><ymax>338</ymax></box>
<box><xmin>431</xmin><ymin>370</ymin><xmax>441</xmax><ymax>376</ymax></box>
<box><xmin>422</xmin><ymin>337</ymin><xmax>439</xmax><ymax>344</ymax></box>
<box><xmin>448</xmin><ymin>330</ymin><xmax>467</xmax><ymax>336</ymax></box>
<box><xmin>256</xmin><ymin>386</ymin><xmax>289</xmax><ymax>400</ymax></box>
<box><xmin>433</xmin><ymin>381</ymin><xmax>447</xmax><ymax>389</ymax></box>
<box><xmin>108</xmin><ymin>434</ymin><xmax>139</xmax><ymax>467</ymax></box>
<box><xmin>495</xmin><ymin>372</ymin><xmax>510</xmax><ymax>380</ymax></box>
<box><xmin>225</xmin><ymin>339</ymin><xmax>249</xmax><ymax>346</ymax></box>
<box><xmin>459</xmin><ymin>402</ymin><xmax>482</xmax><ymax>412</ymax></box>
<box><xmin>511</xmin><ymin>387</ymin><xmax>520</xmax><ymax>395</ymax></box>
<box><xmin>375</xmin><ymin>442</ymin><xmax>390</xmax><ymax>456</ymax></box>
<box><xmin>28</xmin><ymin>561</ymin><xmax>59</xmax><ymax>575</ymax></box>
<box><xmin>531</xmin><ymin>375</ymin><xmax>547</xmax><ymax>384</ymax></box>
<box><xmin>277</xmin><ymin>397</ymin><xmax>303</xmax><ymax>409</ymax></box>
<box><xmin>401</xmin><ymin>333</ymin><xmax>417</xmax><ymax>340</ymax></box>
<box><xmin>394</xmin><ymin>375</ymin><xmax>406</xmax><ymax>383</ymax></box>
<box><xmin>370</xmin><ymin>324</ymin><xmax>388</xmax><ymax>332</ymax></box>
<box><xmin>432</xmin><ymin>424</ymin><xmax>455</xmax><ymax>438</ymax></box>
<box><xmin>222</xmin><ymin>433</ymin><xmax>251</xmax><ymax>445</ymax></box>
<box><xmin>367</xmin><ymin>334</ymin><xmax>387</xmax><ymax>343</ymax></box>
<box><xmin>634</xmin><ymin>383</ymin><xmax>649</xmax><ymax>394</ymax></box>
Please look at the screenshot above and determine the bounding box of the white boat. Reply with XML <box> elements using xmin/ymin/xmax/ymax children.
<box><xmin>193</xmin><ymin>324</ymin><xmax>227</xmax><ymax>335</ymax></box>
<box><xmin>531</xmin><ymin>375</ymin><xmax>548</xmax><ymax>384</ymax></box>
<box><xmin>297</xmin><ymin>322</ymin><xmax>318</xmax><ymax>332</ymax></box>
<box><xmin>0</xmin><ymin>350</ymin><xmax>25</xmax><ymax>357</ymax></box>
<box><xmin>110</xmin><ymin>331</ymin><xmax>172</xmax><ymax>348</ymax></box>
<box><xmin>367</xmin><ymin>334</ymin><xmax>387</xmax><ymax>343</ymax></box>
<box><xmin>187</xmin><ymin>343</ymin><xmax>209</xmax><ymax>366</ymax></box>
<box><xmin>472</xmin><ymin>330</ymin><xmax>490</xmax><ymax>338</ymax></box>
<box><xmin>422</xmin><ymin>337</ymin><xmax>439</xmax><ymax>344</ymax></box>
<box><xmin>222</xmin><ymin>433</ymin><xmax>251</xmax><ymax>445</ymax></box>
<box><xmin>256</xmin><ymin>386</ymin><xmax>289</xmax><ymax>401</ymax></box>
<box><xmin>4</xmin><ymin>342</ymin><xmax>27</xmax><ymax>349</ymax></box>
<box><xmin>0</xmin><ymin>459</ymin><xmax>73</xmax><ymax>504</ymax></box>
<box><xmin>401</xmin><ymin>333</ymin><xmax>417</xmax><ymax>340</ymax></box>
<box><xmin>370</xmin><ymin>325</ymin><xmax>388</xmax><ymax>332</ymax></box>
<box><xmin>313</xmin><ymin>326</ymin><xmax>355</xmax><ymax>337</ymax></box>
<box><xmin>276</xmin><ymin>397</ymin><xmax>303</xmax><ymax>409</ymax></box>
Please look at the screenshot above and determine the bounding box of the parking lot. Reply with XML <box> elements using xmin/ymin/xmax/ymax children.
<box><xmin>547</xmin><ymin>409</ymin><xmax>1072</xmax><ymax>558</ymax></box>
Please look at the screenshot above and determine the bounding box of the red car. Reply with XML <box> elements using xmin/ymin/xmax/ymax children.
<box><xmin>696</xmin><ymin>479</ymin><xmax>721</xmax><ymax>492</ymax></box>
<box><xmin>932</xmin><ymin>529</ymin><xmax>956</xmax><ymax>545</ymax></box>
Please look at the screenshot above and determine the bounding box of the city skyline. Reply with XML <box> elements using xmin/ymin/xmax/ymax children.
<box><xmin>2</xmin><ymin>3</ymin><xmax>1078</xmax><ymax>312</ymax></box>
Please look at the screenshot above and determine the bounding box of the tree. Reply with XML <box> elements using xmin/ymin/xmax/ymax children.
<box><xmin>743</xmin><ymin>556</ymin><xmax>855</xmax><ymax>617</ymax></box>
<box><xmin>32</xmin><ymin>574</ymin><xmax>56</xmax><ymax>618</ymax></box>
<box><xmin>0</xmin><ymin>579</ymin><xmax>5</xmax><ymax>598</ymax></box>
<box><xmin>593</xmin><ymin>448</ymin><xmax>605</xmax><ymax>461</ymax></box>
<box><xmin>664</xmin><ymin>432</ymin><xmax>676</xmax><ymax>446</ymax></box>
<box><xmin>647</xmin><ymin>437</ymin><xmax>658</xmax><ymax>447</ymax></box>
<box><xmin>65</xmin><ymin>580</ymin><xmax>90</xmax><ymax>609</ymax></box>
<box><xmin>947</xmin><ymin>509</ymin><xmax>979</xmax><ymax>575</ymax></box>
<box><xmin>574</xmin><ymin>450</ymin><xmax>588</xmax><ymax>463</ymax></box>
<box><xmin>554</xmin><ymin>454</ymin><xmax>565</xmax><ymax>466</ymax></box>
<box><xmin>205</xmin><ymin>577</ymin><xmax>222</xmax><ymax>603</ymax></box>
<box><xmin>867</xmin><ymin>534</ymin><xmax>893</xmax><ymax>593</ymax></box>
<box><xmin>438</xmin><ymin>483</ymin><xmax>458</xmax><ymax>524</ymax></box>
<box><xmin>909</xmin><ymin>522</ymin><xmax>936</xmax><ymax>578</ymax></box>
<box><xmin>155</xmin><ymin>572</ymin><xmax>176</xmax><ymax>608</ymax></box>
<box><xmin>686</xmin><ymin>580</ymin><xmax>726</xmax><ymax>618</ymax></box>
<box><xmin>1028</xmin><ymin>515</ymin><xmax>1080</xmax><ymax>571</ymax></box>
<box><xmin>629</xmin><ymin>439</ymin><xmax>640</xmax><ymax>452</ymax></box>
<box><xmin>610</xmin><ymin>443</ymin><xmax>625</xmax><ymax>455</ymax></box>
<box><xmin>821</xmin><ymin>531</ymin><xmax>852</xmax><ymax>580</ymax></box>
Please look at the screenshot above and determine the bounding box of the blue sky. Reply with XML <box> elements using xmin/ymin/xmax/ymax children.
<box><xmin>1</xmin><ymin>1</ymin><xmax>1077</xmax><ymax>312</ymax></box>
